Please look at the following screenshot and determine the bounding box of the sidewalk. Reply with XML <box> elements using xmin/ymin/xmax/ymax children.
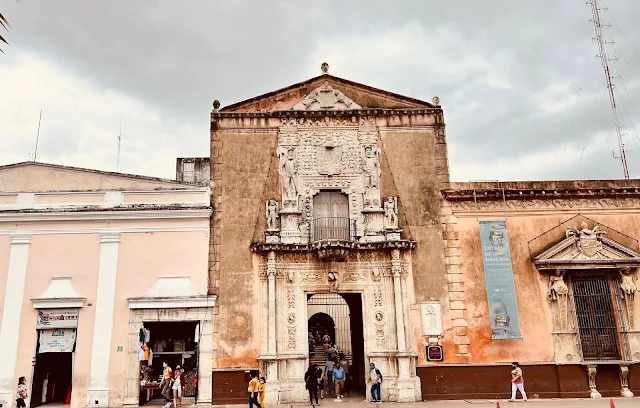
<box><xmin>279</xmin><ymin>395</ymin><xmax>640</xmax><ymax>408</ymax></box>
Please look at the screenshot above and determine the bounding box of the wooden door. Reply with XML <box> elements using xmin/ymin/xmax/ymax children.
<box><xmin>313</xmin><ymin>191</ymin><xmax>349</xmax><ymax>241</ymax></box>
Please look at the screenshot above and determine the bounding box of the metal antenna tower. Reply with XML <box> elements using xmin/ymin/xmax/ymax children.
<box><xmin>117</xmin><ymin>117</ymin><xmax>122</xmax><ymax>171</ymax></box>
<box><xmin>588</xmin><ymin>0</ymin><xmax>629</xmax><ymax>178</ymax></box>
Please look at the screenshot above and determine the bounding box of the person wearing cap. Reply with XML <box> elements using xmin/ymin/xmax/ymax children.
<box><xmin>172</xmin><ymin>365</ymin><xmax>182</xmax><ymax>408</ymax></box>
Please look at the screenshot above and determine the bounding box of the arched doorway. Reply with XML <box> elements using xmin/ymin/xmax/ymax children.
<box><xmin>308</xmin><ymin>312</ymin><xmax>336</xmax><ymax>344</ymax></box>
<box><xmin>306</xmin><ymin>293</ymin><xmax>365</xmax><ymax>395</ymax></box>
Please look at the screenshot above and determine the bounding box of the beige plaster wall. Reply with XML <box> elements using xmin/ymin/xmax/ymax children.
<box><xmin>107</xmin><ymin>229</ymin><xmax>209</xmax><ymax>406</ymax></box>
<box><xmin>211</xmin><ymin>122</ymin><xmax>278</xmax><ymax>369</ymax></box>
<box><xmin>13</xmin><ymin>234</ymin><xmax>101</xmax><ymax>408</ymax></box>
<box><xmin>448</xmin><ymin>210</ymin><xmax>640</xmax><ymax>364</ymax></box>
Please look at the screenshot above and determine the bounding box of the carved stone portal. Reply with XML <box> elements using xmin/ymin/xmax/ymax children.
<box><xmin>587</xmin><ymin>365</ymin><xmax>602</xmax><ymax>398</ymax></box>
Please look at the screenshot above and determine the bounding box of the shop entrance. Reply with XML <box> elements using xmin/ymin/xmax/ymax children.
<box><xmin>307</xmin><ymin>293</ymin><xmax>365</xmax><ymax>395</ymax></box>
<box><xmin>139</xmin><ymin>321</ymin><xmax>200</xmax><ymax>406</ymax></box>
<box><xmin>30</xmin><ymin>329</ymin><xmax>76</xmax><ymax>407</ymax></box>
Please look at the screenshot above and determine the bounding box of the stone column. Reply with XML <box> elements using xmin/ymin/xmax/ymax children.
<box><xmin>86</xmin><ymin>232</ymin><xmax>120</xmax><ymax>408</ymax></box>
<box><xmin>267</xmin><ymin>251</ymin><xmax>277</xmax><ymax>356</ymax></box>
<box><xmin>391</xmin><ymin>249</ymin><xmax>414</xmax><ymax>402</ymax></box>
<box><xmin>391</xmin><ymin>249</ymin><xmax>406</xmax><ymax>353</ymax></box>
<box><xmin>265</xmin><ymin>251</ymin><xmax>280</xmax><ymax>404</ymax></box>
<box><xmin>0</xmin><ymin>235</ymin><xmax>30</xmax><ymax>407</ymax></box>
<box><xmin>196</xmin><ymin>310</ymin><xmax>214</xmax><ymax>405</ymax></box>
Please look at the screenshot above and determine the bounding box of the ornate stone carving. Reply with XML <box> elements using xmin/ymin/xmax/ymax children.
<box><xmin>548</xmin><ymin>269</ymin><xmax>569</xmax><ymax>331</ymax></box>
<box><xmin>373</xmin><ymin>287</ymin><xmax>383</xmax><ymax>307</ymax></box>
<box><xmin>565</xmin><ymin>222</ymin><xmax>606</xmax><ymax>258</ymax></box>
<box><xmin>619</xmin><ymin>365</ymin><xmax>634</xmax><ymax>397</ymax></box>
<box><xmin>285</xmin><ymin>271</ymin><xmax>296</xmax><ymax>284</ymax></box>
<box><xmin>287</xmin><ymin>327</ymin><xmax>296</xmax><ymax>350</ymax></box>
<box><xmin>362</xmin><ymin>146</ymin><xmax>381</xmax><ymax>208</ymax></box>
<box><xmin>452</xmin><ymin>197</ymin><xmax>640</xmax><ymax>212</ymax></box>
<box><xmin>293</xmin><ymin>81</ymin><xmax>361</xmax><ymax>111</ymax></box>
<box><xmin>587</xmin><ymin>365</ymin><xmax>602</xmax><ymax>398</ymax></box>
<box><xmin>371</xmin><ymin>268</ymin><xmax>382</xmax><ymax>282</ymax></box>
<box><xmin>286</xmin><ymin>312</ymin><xmax>297</xmax><ymax>326</ymax></box>
<box><xmin>619</xmin><ymin>267</ymin><xmax>637</xmax><ymax>329</ymax></box>
<box><xmin>374</xmin><ymin>311</ymin><xmax>384</xmax><ymax>323</ymax></box>
<box><xmin>266</xmin><ymin>200</ymin><xmax>279</xmax><ymax>230</ymax></box>
<box><xmin>317</xmin><ymin>135</ymin><xmax>342</xmax><ymax>176</ymax></box>
<box><xmin>287</xmin><ymin>288</ymin><xmax>296</xmax><ymax>308</ymax></box>
<box><xmin>277</xmin><ymin>146</ymin><xmax>298</xmax><ymax>205</ymax></box>
<box><xmin>343</xmin><ymin>271</ymin><xmax>367</xmax><ymax>282</ymax></box>
<box><xmin>384</xmin><ymin>197</ymin><xmax>399</xmax><ymax>229</ymax></box>
<box><xmin>328</xmin><ymin>271</ymin><xmax>339</xmax><ymax>292</ymax></box>
<box><xmin>301</xmin><ymin>272</ymin><xmax>322</xmax><ymax>283</ymax></box>
<box><xmin>375</xmin><ymin>327</ymin><xmax>385</xmax><ymax>348</ymax></box>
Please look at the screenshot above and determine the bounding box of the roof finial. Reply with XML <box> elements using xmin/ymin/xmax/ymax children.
<box><xmin>321</xmin><ymin>62</ymin><xmax>329</xmax><ymax>74</ymax></box>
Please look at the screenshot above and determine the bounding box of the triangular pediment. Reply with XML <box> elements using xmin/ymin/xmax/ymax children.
<box><xmin>532</xmin><ymin>221</ymin><xmax>640</xmax><ymax>270</ymax></box>
<box><xmin>220</xmin><ymin>74</ymin><xmax>436</xmax><ymax>112</ymax></box>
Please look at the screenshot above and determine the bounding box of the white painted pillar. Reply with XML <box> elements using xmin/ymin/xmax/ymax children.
<box><xmin>86</xmin><ymin>232</ymin><xmax>120</xmax><ymax>408</ymax></box>
<box><xmin>0</xmin><ymin>235</ymin><xmax>31</xmax><ymax>407</ymax></box>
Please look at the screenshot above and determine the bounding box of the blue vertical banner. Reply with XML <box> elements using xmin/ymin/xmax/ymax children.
<box><xmin>479</xmin><ymin>220</ymin><xmax>522</xmax><ymax>340</ymax></box>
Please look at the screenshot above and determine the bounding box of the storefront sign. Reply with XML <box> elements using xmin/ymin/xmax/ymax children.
<box><xmin>479</xmin><ymin>220</ymin><xmax>522</xmax><ymax>340</ymax></box>
<box><xmin>39</xmin><ymin>329</ymin><xmax>76</xmax><ymax>353</ymax></box>
<box><xmin>426</xmin><ymin>345</ymin><xmax>443</xmax><ymax>362</ymax></box>
<box><xmin>37</xmin><ymin>309</ymin><xmax>79</xmax><ymax>329</ymax></box>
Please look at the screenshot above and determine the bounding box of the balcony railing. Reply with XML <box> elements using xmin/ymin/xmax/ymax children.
<box><xmin>311</xmin><ymin>217</ymin><xmax>354</xmax><ymax>242</ymax></box>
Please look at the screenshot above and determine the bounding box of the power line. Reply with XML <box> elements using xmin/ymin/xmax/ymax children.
<box><xmin>117</xmin><ymin>117</ymin><xmax>122</xmax><ymax>171</ymax></box>
<box><xmin>588</xmin><ymin>0</ymin><xmax>629</xmax><ymax>178</ymax></box>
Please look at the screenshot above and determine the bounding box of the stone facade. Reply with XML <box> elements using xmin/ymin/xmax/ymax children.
<box><xmin>209</xmin><ymin>66</ymin><xmax>448</xmax><ymax>404</ymax></box>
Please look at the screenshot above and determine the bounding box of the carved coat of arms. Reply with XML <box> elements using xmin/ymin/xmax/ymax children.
<box><xmin>317</xmin><ymin>134</ymin><xmax>342</xmax><ymax>176</ymax></box>
<box><xmin>566</xmin><ymin>222</ymin><xmax>606</xmax><ymax>259</ymax></box>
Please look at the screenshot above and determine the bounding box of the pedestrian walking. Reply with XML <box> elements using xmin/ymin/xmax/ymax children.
<box><xmin>304</xmin><ymin>364</ymin><xmax>319</xmax><ymax>406</ymax></box>
<box><xmin>325</xmin><ymin>358</ymin><xmax>336</xmax><ymax>395</ymax></box>
<box><xmin>333</xmin><ymin>362</ymin><xmax>345</xmax><ymax>400</ymax></box>
<box><xmin>258</xmin><ymin>377</ymin><xmax>267</xmax><ymax>408</ymax></box>
<box><xmin>368</xmin><ymin>362</ymin><xmax>383</xmax><ymax>403</ymax></box>
<box><xmin>16</xmin><ymin>377</ymin><xmax>27</xmax><ymax>408</ymax></box>
<box><xmin>327</xmin><ymin>344</ymin><xmax>338</xmax><ymax>361</ymax></box>
<box><xmin>509</xmin><ymin>362</ymin><xmax>527</xmax><ymax>402</ymax></box>
<box><xmin>248</xmin><ymin>371</ymin><xmax>262</xmax><ymax>408</ymax></box>
<box><xmin>316</xmin><ymin>366</ymin><xmax>325</xmax><ymax>400</ymax></box>
<box><xmin>172</xmin><ymin>366</ymin><xmax>182</xmax><ymax>408</ymax></box>
<box><xmin>160</xmin><ymin>362</ymin><xmax>173</xmax><ymax>403</ymax></box>
<box><xmin>338</xmin><ymin>354</ymin><xmax>350</xmax><ymax>395</ymax></box>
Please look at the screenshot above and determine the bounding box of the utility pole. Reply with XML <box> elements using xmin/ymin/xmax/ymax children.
<box><xmin>588</xmin><ymin>0</ymin><xmax>629</xmax><ymax>178</ymax></box>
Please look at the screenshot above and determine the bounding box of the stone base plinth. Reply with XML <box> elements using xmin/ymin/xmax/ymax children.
<box><xmin>86</xmin><ymin>388</ymin><xmax>109</xmax><ymax>408</ymax></box>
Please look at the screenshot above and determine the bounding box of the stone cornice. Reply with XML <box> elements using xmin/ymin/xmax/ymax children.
<box><xmin>251</xmin><ymin>239</ymin><xmax>415</xmax><ymax>253</ymax></box>
<box><xmin>211</xmin><ymin>108</ymin><xmax>442</xmax><ymax>120</ymax></box>
<box><xmin>443</xmin><ymin>181</ymin><xmax>640</xmax><ymax>212</ymax></box>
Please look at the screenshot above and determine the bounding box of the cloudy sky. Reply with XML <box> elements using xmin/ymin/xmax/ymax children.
<box><xmin>2</xmin><ymin>0</ymin><xmax>640</xmax><ymax>181</ymax></box>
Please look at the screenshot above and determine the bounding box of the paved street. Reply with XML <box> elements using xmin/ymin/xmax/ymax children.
<box><xmin>281</xmin><ymin>396</ymin><xmax>640</xmax><ymax>408</ymax></box>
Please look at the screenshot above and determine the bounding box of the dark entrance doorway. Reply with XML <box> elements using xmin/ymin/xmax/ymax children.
<box><xmin>307</xmin><ymin>293</ymin><xmax>365</xmax><ymax>394</ymax></box>
<box><xmin>308</xmin><ymin>312</ymin><xmax>336</xmax><ymax>345</ymax></box>
<box><xmin>572</xmin><ymin>277</ymin><xmax>623</xmax><ymax>361</ymax></box>
<box><xmin>31</xmin><ymin>352</ymin><xmax>73</xmax><ymax>407</ymax></box>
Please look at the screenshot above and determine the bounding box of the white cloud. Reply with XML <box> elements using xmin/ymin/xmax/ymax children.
<box><xmin>0</xmin><ymin>53</ymin><xmax>207</xmax><ymax>179</ymax></box>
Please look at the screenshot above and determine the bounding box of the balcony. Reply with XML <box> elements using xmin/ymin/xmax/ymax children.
<box><xmin>311</xmin><ymin>217</ymin><xmax>355</xmax><ymax>262</ymax></box>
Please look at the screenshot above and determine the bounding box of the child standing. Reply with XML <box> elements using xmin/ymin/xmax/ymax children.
<box><xmin>258</xmin><ymin>377</ymin><xmax>266</xmax><ymax>408</ymax></box>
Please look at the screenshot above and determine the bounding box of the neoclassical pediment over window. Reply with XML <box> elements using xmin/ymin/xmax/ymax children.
<box><xmin>531</xmin><ymin>216</ymin><xmax>640</xmax><ymax>270</ymax></box>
